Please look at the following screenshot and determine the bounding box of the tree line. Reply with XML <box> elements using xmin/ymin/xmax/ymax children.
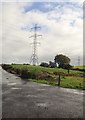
<box><xmin>40</xmin><ymin>54</ymin><xmax>73</xmax><ymax>70</ymax></box>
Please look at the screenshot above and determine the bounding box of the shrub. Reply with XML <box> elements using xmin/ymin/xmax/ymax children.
<box><xmin>1</xmin><ymin>64</ymin><xmax>12</xmax><ymax>70</ymax></box>
<box><xmin>15</xmin><ymin>68</ymin><xmax>21</xmax><ymax>75</ymax></box>
<box><xmin>31</xmin><ymin>71</ymin><xmax>37</xmax><ymax>79</ymax></box>
<box><xmin>49</xmin><ymin>61</ymin><xmax>57</xmax><ymax>68</ymax></box>
<box><xmin>20</xmin><ymin>69</ymin><xmax>31</xmax><ymax>78</ymax></box>
<box><xmin>40</xmin><ymin>62</ymin><xmax>49</xmax><ymax>67</ymax></box>
<box><xmin>20</xmin><ymin>69</ymin><xmax>37</xmax><ymax>79</ymax></box>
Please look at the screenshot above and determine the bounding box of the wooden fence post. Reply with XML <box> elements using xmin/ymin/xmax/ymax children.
<box><xmin>58</xmin><ymin>74</ymin><xmax>61</xmax><ymax>86</ymax></box>
<box><xmin>68</xmin><ymin>69</ymin><xmax>69</xmax><ymax>74</ymax></box>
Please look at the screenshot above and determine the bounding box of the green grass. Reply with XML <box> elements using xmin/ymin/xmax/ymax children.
<box><xmin>29</xmin><ymin>79</ymin><xmax>49</xmax><ymax>84</ymax></box>
<box><xmin>11</xmin><ymin>64</ymin><xmax>83</xmax><ymax>76</ymax></box>
<box><xmin>74</xmin><ymin>65</ymin><xmax>85</xmax><ymax>69</ymax></box>
<box><xmin>28</xmin><ymin>76</ymin><xmax>84</xmax><ymax>89</ymax></box>
<box><xmin>29</xmin><ymin>78</ymin><xmax>59</xmax><ymax>86</ymax></box>
<box><xmin>2</xmin><ymin>64</ymin><xmax>85</xmax><ymax>90</ymax></box>
<box><xmin>61</xmin><ymin>76</ymin><xmax>84</xmax><ymax>89</ymax></box>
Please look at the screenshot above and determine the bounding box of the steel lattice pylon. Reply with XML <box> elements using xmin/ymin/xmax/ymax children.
<box><xmin>29</xmin><ymin>24</ymin><xmax>42</xmax><ymax>65</ymax></box>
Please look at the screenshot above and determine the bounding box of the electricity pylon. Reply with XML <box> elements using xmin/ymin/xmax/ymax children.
<box><xmin>78</xmin><ymin>56</ymin><xmax>80</xmax><ymax>66</ymax></box>
<box><xmin>29</xmin><ymin>24</ymin><xmax>42</xmax><ymax>66</ymax></box>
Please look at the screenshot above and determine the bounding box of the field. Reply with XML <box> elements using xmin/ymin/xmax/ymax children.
<box><xmin>2</xmin><ymin>64</ymin><xmax>85</xmax><ymax>90</ymax></box>
<box><xmin>73</xmin><ymin>66</ymin><xmax>85</xmax><ymax>69</ymax></box>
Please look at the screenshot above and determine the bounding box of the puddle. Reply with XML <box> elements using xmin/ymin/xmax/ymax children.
<box><xmin>22</xmin><ymin>81</ymin><xmax>27</xmax><ymax>85</ymax></box>
<box><xmin>7</xmin><ymin>83</ymin><xmax>17</xmax><ymax>86</ymax></box>
<box><xmin>37</xmin><ymin>89</ymin><xmax>45</xmax><ymax>91</ymax></box>
<box><xmin>4</xmin><ymin>81</ymin><xmax>9</xmax><ymax>83</ymax></box>
<box><xmin>73</xmin><ymin>91</ymin><xmax>83</xmax><ymax>95</ymax></box>
<box><xmin>36</xmin><ymin>103</ymin><xmax>47</xmax><ymax>107</ymax></box>
<box><xmin>40</xmin><ymin>84</ymin><xmax>50</xmax><ymax>87</ymax></box>
<box><xmin>11</xmin><ymin>87</ymin><xmax>22</xmax><ymax>90</ymax></box>
<box><xmin>26</xmin><ymin>95</ymin><xmax>37</xmax><ymax>98</ymax></box>
<box><xmin>60</xmin><ymin>87</ymin><xmax>84</xmax><ymax>95</ymax></box>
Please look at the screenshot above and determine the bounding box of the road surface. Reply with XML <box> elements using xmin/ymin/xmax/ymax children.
<box><xmin>1</xmin><ymin>67</ymin><xmax>84</xmax><ymax>118</ymax></box>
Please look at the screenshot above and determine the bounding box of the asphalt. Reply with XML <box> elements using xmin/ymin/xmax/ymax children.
<box><xmin>1</xmin><ymin>67</ymin><xmax>84</xmax><ymax>118</ymax></box>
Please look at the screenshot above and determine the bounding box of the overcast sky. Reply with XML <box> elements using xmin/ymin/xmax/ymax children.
<box><xmin>0</xmin><ymin>0</ymin><xmax>84</xmax><ymax>66</ymax></box>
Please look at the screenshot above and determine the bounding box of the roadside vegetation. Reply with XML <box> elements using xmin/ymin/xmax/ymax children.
<box><xmin>74</xmin><ymin>66</ymin><xmax>84</xmax><ymax>69</ymax></box>
<box><xmin>1</xmin><ymin>64</ymin><xmax>85</xmax><ymax>90</ymax></box>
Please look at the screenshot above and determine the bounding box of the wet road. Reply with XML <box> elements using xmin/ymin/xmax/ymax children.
<box><xmin>0</xmin><ymin>67</ymin><xmax>2</xmax><ymax>120</ymax></box>
<box><xmin>2</xmin><ymin>67</ymin><xmax>84</xmax><ymax>118</ymax></box>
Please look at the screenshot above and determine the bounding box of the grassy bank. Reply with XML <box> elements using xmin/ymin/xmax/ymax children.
<box><xmin>74</xmin><ymin>66</ymin><xmax>85</xmax><ymax>69</ymax></box>
<box><xmin>1</xmin><ymin>64</ymin><xmax>85</xmax><ymax>90</ymax></box>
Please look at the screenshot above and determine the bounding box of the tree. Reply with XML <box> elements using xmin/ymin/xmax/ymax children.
<box><xmin>63</xmin><ymin>64</ymin><xmax>73</xmax><ymax>70</ymax></box>
<box><xmin>63</xmin><ymin>64</ymin><xmax>73</xmax><ymax>74</ymax></box>
<box><xmin>54</xmin><ymin>54</ymin><xmax>70</xmax><ymax>68</ymax></box>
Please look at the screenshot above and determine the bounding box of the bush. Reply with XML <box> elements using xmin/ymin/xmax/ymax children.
<box><xmin>20</xmin><ymin>69</ymin><xmax>37</xmax><ymax>79</ymax></box>
<box><xmin>40</xmin><ymin>62</ymin><xmax>49</xmax><ymax>67</ymax></box>
<box><xmin>49</xmin><ymin>61</ymin><xmax>57</xmax><ymax>68</ymax></box>
<box><xmin>31</xmin><ymin>71</ymin><xmax>37</xmax><ymax>79</ymax></box>
<box><xmin>15</xmin><ymin>68</ymin><xmax>21</xmax><ymax>74</ymax></box>
<box><xmin>23</xmin><ymin>63</ymin><xmax>30</xmax><ymax>65</ymax></box>
<box><xmin>58</xmin><ymin>64</ymin><xmax>73</xmax><ymax>69</ymax></box>
<box><xmin>1</xmin><ymin>64</ymin><xmax>12</xmax><ymax>70</ymax></box>
<box><xmin>20</xmin><ymin>69</ymin><xmax>31</xmax><ymax>78</ymax></box>
<box><xmin>72</xmin><ymin>68</ymin><xmax>85</xmax><ymax>72</ymax></box>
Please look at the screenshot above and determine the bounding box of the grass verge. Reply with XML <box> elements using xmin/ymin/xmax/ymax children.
<box><xmin>1</xmin><ymin>64</ymin><xmax>85</xmax><ymax>90</ymax></box>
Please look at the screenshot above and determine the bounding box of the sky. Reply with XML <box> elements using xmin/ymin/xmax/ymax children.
<box><xmin>0</xmin><ymin>0</ymin><xmax>84</xmax><ymax>66</ymax></box>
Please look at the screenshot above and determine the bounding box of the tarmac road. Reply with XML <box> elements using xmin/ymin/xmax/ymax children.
<box><xmin>1</xmin><ymin>67</ymin><xmax>84</xmax><ymax>118</ymax></box>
